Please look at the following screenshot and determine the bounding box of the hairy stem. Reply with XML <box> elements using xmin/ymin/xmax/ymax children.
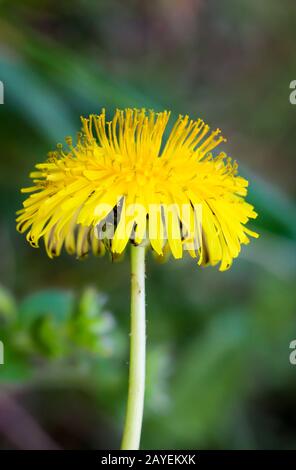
<box><xmin>121</xmin><ymin>244</ymin><xmax>146</xmax><ymax>450</ymax></box>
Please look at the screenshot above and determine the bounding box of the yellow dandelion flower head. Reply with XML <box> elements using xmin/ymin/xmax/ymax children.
<box><xmin>16</xmin><ymin>108</ymin><xmax>258</xmax><ymax>271</ymax></box>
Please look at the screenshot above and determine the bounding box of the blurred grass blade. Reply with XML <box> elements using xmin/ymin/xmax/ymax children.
<box><xmin>0</xmin><ymin>55</ymin><xmax>76</xmax><ymax>140</ymax></box>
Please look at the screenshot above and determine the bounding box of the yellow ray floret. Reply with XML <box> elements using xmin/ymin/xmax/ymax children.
<box><xmin>16</xmin><ymin>108</ymin><xmax>258</xmax><ymax>270</ymax></box>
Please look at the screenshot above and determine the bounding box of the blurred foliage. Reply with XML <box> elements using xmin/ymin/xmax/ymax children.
<box><xmin>0</xmin><ymin>0</ymin><xmax>296</xmax><ymax>450</ymax></box>
<box><xmin>0</xmin><ymin>286</ymin><xmax>124</xmax><ymax>380</ymax></box>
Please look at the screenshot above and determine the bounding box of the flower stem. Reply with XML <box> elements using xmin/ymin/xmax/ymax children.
<box><xmin>121</xmin><ymin>244</ymin><xmax>146</xmax><ymax>450</ymax></box>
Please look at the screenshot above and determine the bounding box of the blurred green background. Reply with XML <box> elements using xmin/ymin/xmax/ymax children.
<box><xmin>0</xmin><ymin>0</ymin><xmax>296</xmax><ymax>450</ymax></box>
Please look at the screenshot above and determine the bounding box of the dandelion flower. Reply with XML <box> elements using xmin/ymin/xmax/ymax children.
<box><xmin>16</xmin><ymin>108</ymin><xmax>258</xmax><ymax>271</ymax></box>
<box><xmin>16</xmin><ymin>108</ymin><xmax>258</xmax><ymax>450</ymax></box>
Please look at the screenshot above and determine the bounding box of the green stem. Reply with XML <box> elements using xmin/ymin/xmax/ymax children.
<box><xmin>121</xmin><ymin>244</ymin><xmax>146</xmax><ymax>450</ymax></box>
